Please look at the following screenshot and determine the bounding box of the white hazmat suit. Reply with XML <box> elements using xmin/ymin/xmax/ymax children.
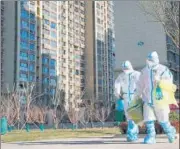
<box><xmin>136</xmin><ymin>51</ymin><xmax>176</xmax><ymax>144</ymax></box>
<box><xmin>115</xmin><ymin>61</ymin><xmax>140</xmax><ymax>142</ymax></box>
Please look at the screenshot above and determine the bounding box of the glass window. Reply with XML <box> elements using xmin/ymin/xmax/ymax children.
<box><xmin>44</xmin><ymin>19</ymin><xmax>49</xmax><ymax>25</ymax></box>
<box><xmin>30</xmin><ymin>33</ymin><xmax>35</xmax><ymax>41</ymax></box>
<box><xmin>20</xmin><ymin>73</ymin><xmax>28</xmax><ymax>81</ymax></box>
<box><xmin>29</xmin><ymin>64</ymin><xmax>35</xmax><ymax>72</ymax></box>
<box><xmin>42</xmin><ymin>57</ymin><xmax>48</xmax><ymax>64</ymax></box>
<box><xmin>44</xmin><ymin>29</ymin><xmax>50</xmax><ymax>35</ymax></box>
<box><xmin>20</xmin><ymin>41</ymin><xmax>29</xmax><ymax>50</ymax></box>
<box><xmin>51</xmin><ymin>12</ymin><xmax>57</xmax><ymax>20</ymax></box>
<box><xmin>50</xmin><ymin>69</ymin><xmax>56</xmax><ymax>76</ymax></box>
<box><xmin>43</xmin><ymin>77</ymin><xmax>49</xmax><ymax>84</ymax></box>
<box><xmin>50</xmin><ymin>88</ymin><xmax>55</xmax><ymax>95</ymax></box>
<box><xmin>80</xmin><ymin>2</ymin><xmax>84</xmax><ymax>7</ymax></box>
<box><xmin>51</xmin><ymin>22</ymin><xmax>56</xmax><ymax>29</ymax></box>
<box><xmin>29</xmin><ymin>54</ymin><xmax>35</xmax><ymax>61</ymax></box>
<box><xmin>50</xmin><ymin>59</ymin><xmax>56</xmax><ymax>66</ymax></box>
<box><xmin>30</xmin><ymin>13</ymin><xmax>35</xmax><ymax>20</ymax></box>
<box><xmin>20</xmin><ymin>62</ymin><xmax>28</xmax><ymax>68</ymax></box>
<box><xmin>43</xmin><ymin>9</ymin><xmax>50</xmax><ymax>16</ymax></box>
<box><xmin>51</xmin><ymin>31</ymin><xmax>57</xmax><ymax>38</ymax></box>
<box><xmin>76</xmin><ymin>70</ymin><xmax>79</xmax><ymax>75</ymax></box>
<box><xmin>51</xmin><ymin>41</ymin><xmax>57</xmax><ymax>47</ymax></box>
<box><xmin>30</xmin><ymin>23</ymin><xmax>35</xmax><ymax>31</ymax></box>
<box><xmin>50</xmin><ymin>79</ymin><xmax>56</xmax><ymax>85</ymax></box>
<box><xmin>43</xmin><ymin>67</ymin><xmax>49</xmax><ymax>74</ymax></box>
<box><xmin>21</xmin><ymin>30</ymin><xmax>29</xmax><ymax>38</ymax></box>
<box><xmin>96</xmin><ymin>3</ymin><xmax>100</xmax><ymax>9</ymax></box>
<box><xmin>176</xmin><ymin>54</ymin><xmax>179</xmax><ymax>65</ymax></box>
<box><xmin>29</xmin><ymin>75</ymin><xmax>34</xmax><ymax>82</ymax></box>
<box><xmin>43</xmin><ymin>38</ymin><xmax>50</xmax><ymax>44</ymax></box>
<box><xmin>20</xmin><ymin>62</ymin><xmax>28</xmax><ymax>71</ymax></box>
<box><xmin>30</xmin><ymin>43</ymin><xmax>35</xmax><ymax>50</ymax></box>
<box><xmin>21</xmin><ymin>20</ymin><xmax>29</xmax><ymax>29</ymax></box>
<box><xmin>21</xmin><ymin>9</ymin><xmax>29</xmax><ymax>18</ymax></box>
<box><xmin>20</xmin><ymin>52</ymin><xmax>28</xmax><ymax>60</ymax></box>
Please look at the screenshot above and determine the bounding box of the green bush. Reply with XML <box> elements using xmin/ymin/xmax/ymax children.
<box><xmin>169</xmin><ymin>111</ymin><xmax>179</xmax><ymax>122</ymax></box>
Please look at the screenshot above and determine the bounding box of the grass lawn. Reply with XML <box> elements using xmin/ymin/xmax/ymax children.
<box><xmin>2</xmin><ymin>128</ymin><xmax>120</xmax><ymax>143</ymax></box>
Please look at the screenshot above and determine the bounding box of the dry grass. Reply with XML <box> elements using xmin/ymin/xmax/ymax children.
<box><xmin>2</xmin><ymin>128</ymin><xmax>120</xmax><ymax>143</ymax></box>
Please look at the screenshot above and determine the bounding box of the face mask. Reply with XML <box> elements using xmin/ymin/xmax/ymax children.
<box><xmin>146</xmin><ymin>60</ymin><xmax>156</xmax><ymax>68</ymax></box>
<box><xmin>123</xmin><ymin>69</ymin><xmax>132</xmax><ymax>74</ymax></box>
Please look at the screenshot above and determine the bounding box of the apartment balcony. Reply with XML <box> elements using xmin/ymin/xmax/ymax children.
<box><xmin>43</xmin><ymin>33</ymin><xmax>50</xmax><ymax>39</ymax></box>
<box><xmin>62</xmin><ymin>54</ymin><xmax>67</xmax><ymax>59</ymax></box>
<box><xmin>62</xmin><ymin>37</ymin><xmax>66</xmax><ymax>42</ymax></box>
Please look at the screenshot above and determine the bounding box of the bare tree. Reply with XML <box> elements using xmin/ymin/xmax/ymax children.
<box><xmin>139</xmin><ymin>1</ymin><xmax>179</xmax><ymax>48</ymax></box>
<box><xmin>93</xmin><ymin>100</ymin><xmax>111</xmax><ymax>128</ymax></box>
<box><xmin>18</xmin><ymin>82</ymin><xmax>44</xmax><ymax>130</ymax></box>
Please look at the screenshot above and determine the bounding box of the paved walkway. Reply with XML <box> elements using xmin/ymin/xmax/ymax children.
<box><xmin>2</xmin><ymin>135</ymin><xmax>179</xmax><ymax>149</ymax></box>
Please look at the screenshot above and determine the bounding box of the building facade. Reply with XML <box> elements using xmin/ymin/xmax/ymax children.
<box><xmin>85</xmin><ymin>1</ymin><xmax>115</xmax><ymax>103</ymax></box>
<box><xmin>1</xmin><ymin>1</ymin><xmax>115</xmax><ymax>104</ymax></box>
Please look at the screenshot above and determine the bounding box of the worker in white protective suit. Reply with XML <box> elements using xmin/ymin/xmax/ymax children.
<box><xmin>135</xmin><ymin>51</ymin><xmax>176</xmax><ymax>144</ymax></box>
<box><xmin>115</xmin><ymin>61</ymin><xmax>141</xmax><ymax>142</ymax></box>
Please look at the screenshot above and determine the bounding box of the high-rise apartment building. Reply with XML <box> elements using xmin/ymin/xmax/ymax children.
<box><xmin>86</xmin><ymin>1</ymin><xmax>115</xmax><ymax>103</ymax></box>
<box><xmin>1</xmin><ymin>1</ymin><xmax>115</xmax><ymax>104</ymax></box>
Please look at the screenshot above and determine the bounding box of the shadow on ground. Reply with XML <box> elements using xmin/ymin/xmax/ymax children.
<box><xmin>8</xmin><ymin>135</ymin><xmax>169</xmax><ymax>146</ymax></box>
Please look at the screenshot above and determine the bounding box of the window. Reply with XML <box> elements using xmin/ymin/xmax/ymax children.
<box><xmin>51</xmin><ymin>41</ymin><xmax>57</xmax><ymax>47</ymax></box>
<box><xmin>51</xmin><ymin>12</ymin><xmax>57</xmax><ymax>20</ymax></box>
<box><xmin>43</xmin><ymin>38</ymin><xmax>50</xmax><ymax>44</ymax></box>
<box><xmin>50</xmin><ymin>59</ymin><xmax>56</xmax><ymax>66</ymax></box>
<box><xmin>29</xmin><ymin>64</ymin><xmax>35</xmax><ymax>72</ymax></box>
<box><xmin>42</xmin><ymin>57</ymin><xmax>49</xmax><ymax>64</ymax></box>
<box><xmin>43</xmin><ymin>77</ymin><xmax>49</xmax><ymax>84</ymax></box>
<box><xmin>20</xmin><ymin>62</ymin><xmax>28</xmax><ymax>68</ymax></box>
<box><xmin>21</xmin><ymin>20</ymin><xmax>29</xmax><ymax>29</ymax></box>
<box><xmin>74</xmin><ymin>7</ymin><xmax>78</xmax><ymax>13</ymax></box>
<box><xmin>29</xmin><ymin>54</ymin><xmax>35</xmax><ymax>61</ymax></box>
<box><xmin>20</xmin><ymin>41</ymin><xmax>29</xmax><ymax>50</ymax></box>
<box><xmin>80</xmin><ymin>2</ymin><xmax>84</xmax><ymax>7</ymax></box>
<box><xmin>44</xmin><ymin>19</ymin><xmax>49</xmax><ymax>25</ymax></box>
<box><xmin>43</xmin><ymin>9</ymin><xmax>49</xmax><ymax>16</ymax></box>
<box><xmin>51</xmin><ymin>31</ymin><xmax>57</xmax><ymax>38</ymax></box>
<box><xmin>21</xmin><ymin>30</ymin><xmax>29</xmax><ymax>38</ymax></box>
<box><xmin>30</xmin><ymin>13</ymin><xmax>35</xmax><ymax>20</ymax></box>
<box><xmin>51</xmin><ymin>22</ymin><xmax>56</xmax><ymax>29</ymax></box>
<box><xmin>20</xmin><ymin>52</ymin><xmax>28</xmax><ymax>60</ymax></box>
<box><xmin>30</xmin><ymin>43</ymin><xmax>35</xmax><ymax>50</ymax></box>
<box><xmin>29</xmin><ymin>75</ymin><xmax>34</xmax><ymax>82</ymax></box>
<box><xmin>76</xmin><ymin>70</ymin><xmax>79</xmax><ymax>75</ymax></box>
<box><xmin>20</xmin><ymin>62</ymin><xmax>28</xmax><ymax>71</ymax></box>
<box><xmin>50</xmin><ymin>88</ymin><xmax>55</xmax><ymax>95</ymax></box>
<box><xmin>21</xmin><ymin>9</ymin><xmax>29</xmax><ymax>18</ymax></box>
<box><xmin>50</xmin><ymin>69</ymin><xmax>56</xmax><ymax>76</ymax></box>
<box><xmin>50</xmin><ymin>79</ymin><xmax>56</xmax><ymax>85</ymax></box>
<box><xmin>30</xmin><ymin>23</ymin><xmax>35</xmax><ymax>31</ymax></box>
<box><xmin>44</xmin><ymin>29</ymin><xmax>50</xmax><ymax>35</ymax></box>
<box><xmin>20</xmin><ymin>73</ymin><xmax>28</xmax><ymax>81</ymax></box>
<box><xmin>43</xmin><ymin>67</ymin><xmax>49</xmax><ymax>74</ymax></box>
<box><xmin>30</xmin><ymin>33</ymin><xmax>35</xmax><ymax>41</ymax></box>
<box><xmin>96</xmin><ymin>3</ymin><xmax>100</xmax><ymax>9</ymax></box>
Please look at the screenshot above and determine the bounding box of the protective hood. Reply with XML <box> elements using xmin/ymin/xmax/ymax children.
<box><xmin>122</xmin><ymin>60</ymin><xmax>134</xmax><ymax>74</ymax></box>
<box><xmin>146</xmin><ymin>51</ymin><xmax>159</xmax><ymax>69</ymax></box>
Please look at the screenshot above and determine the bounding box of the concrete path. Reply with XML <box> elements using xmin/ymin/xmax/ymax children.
<box><xmin>2</xmin><ymin>135</ymin><xmax>179</xmax><ymax>149</ymax></box>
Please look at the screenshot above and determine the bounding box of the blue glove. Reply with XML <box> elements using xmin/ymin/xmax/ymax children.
<box><xmin>156</xmin><ymin>85</ymin><xmax>163</xmax><ymax>100</ymax></box>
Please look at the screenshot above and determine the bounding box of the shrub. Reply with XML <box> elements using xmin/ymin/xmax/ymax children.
<box><xmin>169</xmin><ymin>111</ymin><xmax>179</xmax><ymax>122</ymax></box>
<box><xmin>171</xmin><ymin>121</ymin><xmax>179</xmax><ymax>133</ymax></box>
